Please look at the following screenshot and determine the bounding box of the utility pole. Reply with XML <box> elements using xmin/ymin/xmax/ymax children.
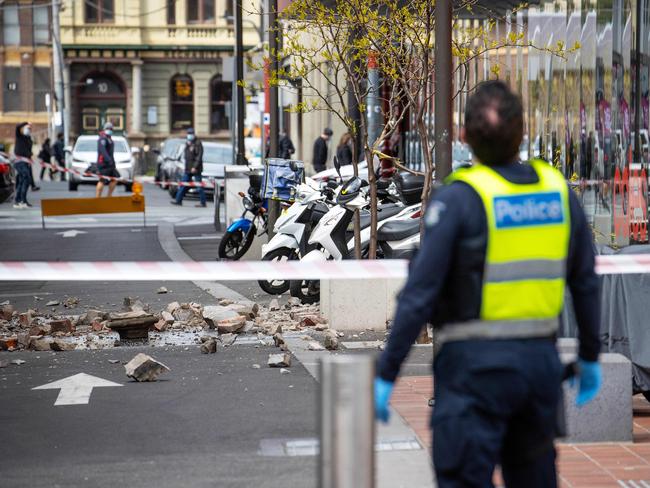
<box><xmin>235</xmin><ymin>0</ymin><xmax>246</xmax><ymax>164</ymax></box>
<box><xmin>434</xmin><ymin>0</ymin><xmax>453</xmax><ymax>180</ymax></box>
<box><xmin>51</xmin><ymin>0</ymin><xmax>67</xmax><ymax>145</ymax></box>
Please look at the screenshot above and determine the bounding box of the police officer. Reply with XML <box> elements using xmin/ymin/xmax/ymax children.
<box><xmin>375</xmin><ymin>81</ymin><xmax>602</xmax><ymax>487</ymax></box>
<box><xmin>95</xmin><ymin>122</ymin><xmax>118</xmax><ymax>198</ymax></box>
<box><xmin>170</xmin><ymin>127</ymin><xmax>206</xmax><ymax>207</ymax></box>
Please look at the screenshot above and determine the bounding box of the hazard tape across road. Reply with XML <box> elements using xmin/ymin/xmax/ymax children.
<box><xmin>5</xmin><ymin>155</ymin><xmax>217</xmax><ymax>189</ymax></box>
<box><xmin>0</xmin><ymin>255</ymin><xmax>648</xmax><ymax>281</ymax></box>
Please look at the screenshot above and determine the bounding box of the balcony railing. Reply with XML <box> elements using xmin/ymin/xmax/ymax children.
<box><xmin>62</xmin><ymin>24</ymin><xmax>258</xmax><ymax>47</ymax></box>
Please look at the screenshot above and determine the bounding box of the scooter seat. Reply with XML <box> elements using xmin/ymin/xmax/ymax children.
<box><xmin>377</xmin><ymin>219</ymin><xmax>420</xmax><ymax>241</ymax></box>
<box><xmin>356</xmin><ymin>204</ymin><xmax>404</xmax><ymax>230</ymax></box>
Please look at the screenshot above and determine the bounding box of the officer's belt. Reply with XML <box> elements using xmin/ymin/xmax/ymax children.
<box><xmin>484</xmin><ymin>259</ymin><xmax>565</xmax><ymax>283</ymax></box>
<box><xmin>437</xmin><ymin>318</ymin><xmax>558</xmax><ymax>344</ymax></box>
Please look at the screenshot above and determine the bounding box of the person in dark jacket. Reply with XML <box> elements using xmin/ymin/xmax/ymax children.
<box><xmin>279</xmin><ymin>131</ymin><xmax>295</xmax><ymax>159</ymax></box>
<box><xmin>38</xmin><ymin>138</ymin><xmax>56</xmax><ymax>181</ymax></box>
<box><xmin>52</xmin><ymin>132</ymin><xmax>65</xmax><ymax>181</ymax></box>
<box><xmin>335</xmin><ymin>132</ymin><xmax>353</xmax><ymax>166</ymax></box>
<box><xmin>375</xmin><ymin>81</ymin><xmax>601</xmax><ymax>487</ymax></box>
<box><xmin>171</xmin><ymin>127</ymin><xmax>206</xmax><ymax>207</ymax></box>
<box><xmin>95</xmin><ymin>122</ymin><xmax>118</xmax><ymax>198</ymax></box>
<box><xmin>13</xmin><ymin>122</ymin><xmax>34</xmax><ymax>208</ymax></box>
<box><xmin>312</xmin><ymin>127</ymin><xmax>333</xmax><ymax>173</ymax></box>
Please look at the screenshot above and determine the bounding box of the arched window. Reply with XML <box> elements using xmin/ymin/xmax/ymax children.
<box><xmin>170</xmin><ymin>74</ymin><xmax>194</xmax><ymax>131</ymax></box>
<box><xmin>210</xmin><ymin>75</ymin><xmax>232</xmax><ymax>133</ymax></box>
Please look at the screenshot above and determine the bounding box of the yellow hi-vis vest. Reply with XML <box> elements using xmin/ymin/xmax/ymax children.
<box><xmin>442</xmin><ymin>159</ymin><xmax>570</xmax><ymax>342</ymax></box>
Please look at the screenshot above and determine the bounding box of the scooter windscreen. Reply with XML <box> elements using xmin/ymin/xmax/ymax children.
<box><xmin>337</xmin><ymin>176</ymin><xmax>363</xmax><ymax>205</ymax></box>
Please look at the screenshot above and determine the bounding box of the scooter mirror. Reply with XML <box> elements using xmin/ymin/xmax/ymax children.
<box><xmin>333</xmin><ymin>156</ymin><xmax>342</xmax><ymax>179</ymax></box>
<box><xmin>360</xmin><ymin>179</ymin><xmax>369</xmax><ymax>188</ymax></box>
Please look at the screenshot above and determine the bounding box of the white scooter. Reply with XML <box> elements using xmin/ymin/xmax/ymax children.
<box><xmin>289</xmin><ymin>172</ymin><xmax>421</xmax><ymax>303</ymax></box>
<box><xmin>257</xmin><ymin>179</ymin><xmax>335</xmax><ymax>295</ymax></box>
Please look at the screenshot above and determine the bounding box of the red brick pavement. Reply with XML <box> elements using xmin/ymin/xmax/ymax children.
<box><xmin>391</xmin><ymin>375</ymin><xmax>650</xmax><ymax>488</ymax></box>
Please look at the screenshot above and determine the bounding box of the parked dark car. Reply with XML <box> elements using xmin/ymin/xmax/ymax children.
<box><xmin>167</xmin><ymin>142</ymin><xmax>232</xmax><ymax>199</ymax></box>
<box><xmin>154</xmin><ymin>137</ymin><xmax>185</xmax><ymax>189</ymax></box>
<box><xmin>0</xmin><ymin>146</ymin><xmax>15</xmax><ymax>204</ymax></box>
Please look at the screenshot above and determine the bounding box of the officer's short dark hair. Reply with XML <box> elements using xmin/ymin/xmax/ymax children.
<box><xmin>464</xmin><ymin>80</ymin><xmax>523</xmax><ymax>165</ymax></box>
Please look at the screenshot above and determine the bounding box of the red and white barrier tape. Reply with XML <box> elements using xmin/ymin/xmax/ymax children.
<box><xmin>5</xmin><ymin>155</ymin><xmax>217</xmax><ymax>188</ymax></box>
<box><xmin>0</xmin><ymin>259</ymin><xmax>409</xmax><ymax>281</ymax></box>
<box><xmin>0</xmin><ymin>255</ymin><xmax>648</xmax><ymax>281</ymax></box>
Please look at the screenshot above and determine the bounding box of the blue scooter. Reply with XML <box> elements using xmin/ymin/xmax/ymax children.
<box><xmin>218</xmin><ymin>187</ymin><xmax>268</xmax><ymax>260</ymax></box>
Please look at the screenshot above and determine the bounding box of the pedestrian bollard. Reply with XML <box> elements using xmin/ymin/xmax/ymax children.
<box><xmin>213</xmin><ymin>179</ymin><xmax>221</xmax><ymax>232</ymax></box>
<box><xmin>319</xmin><ymin>354</ymin><xmax>375</xmax><ymax>488</ymax></box>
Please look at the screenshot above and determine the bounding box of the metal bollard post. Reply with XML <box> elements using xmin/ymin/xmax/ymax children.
<box><xmin>213</xmin><ymin>179</ymin><xmax>221</xmax><ymax>232</ymax></box>
<box><xmin>319</xmin><ymin>354</ymin><xmax>375</xmax><ymax>488</ymax></box>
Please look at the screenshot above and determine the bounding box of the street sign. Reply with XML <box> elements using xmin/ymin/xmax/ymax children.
<box><xmin>32</xmin><ymin>373</ymin><xmax>122</xmax><ymax>406</ymax></box>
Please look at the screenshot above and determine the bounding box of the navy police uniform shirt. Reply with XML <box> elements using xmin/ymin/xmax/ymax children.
<box><xmin>376</xmin><ymin>161</ymin><xmax>601</xmax><ymax>383</ymax></box>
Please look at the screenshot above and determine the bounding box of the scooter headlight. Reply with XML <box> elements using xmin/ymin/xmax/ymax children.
<box><xmin>242</xmin><ymin>196</ymin><xmax>256</xmax><ymax>211</ymax></box>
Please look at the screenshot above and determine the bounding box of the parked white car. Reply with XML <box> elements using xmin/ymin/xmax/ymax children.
<box><xmin>67</xmin><ymin>135</ymin><xmax>138</xmax><ymax>192</ymax></box>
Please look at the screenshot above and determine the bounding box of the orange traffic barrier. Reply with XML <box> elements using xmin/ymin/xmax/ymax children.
<box><xmin>40</xmin><ymin>194</ymin><xmax>145</xmax><ymax>229</ymax></box>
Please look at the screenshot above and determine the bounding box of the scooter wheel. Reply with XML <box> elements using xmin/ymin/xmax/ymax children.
<box><xmin>289</xmin><ymin>279</ymin><xmax>320</xmax><ymax>304</ymax></box>
<box><xmin>257</xmin><ymin>247</ymin><xmax>297</xmax><ymax>295</ymax></box>
<box><xmin>218</xmin><ymin>225</ymin><xmax>256</xmax><ymax>260</ymax></box>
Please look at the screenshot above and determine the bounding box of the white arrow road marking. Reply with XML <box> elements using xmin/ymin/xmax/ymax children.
<box><xmin>56</xmin><ymin>229</ymin><xmax>87</xmax><ymax>238</ymax></box>
<box><xmin>32</xmin><ymin>373</ymin><xmax>122</xmax><ymax>406</ymax></box>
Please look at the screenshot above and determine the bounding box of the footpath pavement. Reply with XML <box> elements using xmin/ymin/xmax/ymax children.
<box><xmin>391</xmin><ymin>375</ymin><xmax>650</xmax><ymax>488</ymax></box>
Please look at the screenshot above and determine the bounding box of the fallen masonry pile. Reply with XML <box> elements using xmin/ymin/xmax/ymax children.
<box><xmin>0</xmin><ymin>296</ymin><xmax>336</xmax><ymax>353</ymax></box>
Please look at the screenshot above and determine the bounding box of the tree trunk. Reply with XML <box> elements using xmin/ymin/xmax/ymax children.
<box><xmin>365</xmin><ymin>145</ymin><xmax>378</xmax><ymax>259</ymax></box>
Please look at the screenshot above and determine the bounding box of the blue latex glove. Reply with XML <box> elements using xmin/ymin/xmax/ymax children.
<box><xmin>571</xmin><ymin>359</ymin><xmax>602</xmax><ymax>407</ymax></box>
<box><xmin>374</xmin><ymin>377</ymin><xmax>394</xmax><ymax>423</ymax></box>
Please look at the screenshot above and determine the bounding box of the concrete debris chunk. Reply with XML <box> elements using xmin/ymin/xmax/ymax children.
<box><xmin>0</xmin><ymin>336</ymin><xmax>17</xmax><ymax>350</ymax></box>
<box><xmin>286</xmin><ymin>297</ymin><xmax>302</xmax><ymax>308</ymax></box>
<box><xmin>17</xmin><ymin>332</ymin><xmax>30</xmax><ymax>348</ymax></box>
<box><xmin>280</xmin><ymin>368</ymin><xmax>291</xmax><ymax>375</ymax></box>
<box><xmin>218</xmin><ymin>299</ymin><xmax>234</xmax><ymax>306</ymax></box>
<box><xmin>268</xmin><ymin>299</ymin><xmax>280</xmax><ymax>311</ymax></box>
<box><xmin>0</xmin><ymin>300</ymin><xmax>8</xmax><ymax>306</ymax></box>
<box><xmin>265</xmin><ymin>323</ymin><xmax>282</xmax><ymax>336</ymax></box>
<box><xmin>216</xmin><ymin>315</ymin><xmax>247</xmax><ymax>334</ymax></box>
<box><xmin>307</xmin><ymin>341</ymin><xmax>325</xmax><ymax>351</ymax></box>
<box><xmin>19</xmin><ymin>312</ymin><xmax>34</xmax><ymax>327</ymax></box>
<box><xmin>30</xmin><ymin>338</ymin><xmax>53</xmax><ymax>351</ymax></box>
<box><xmin>156</xmin><ymin>287</ymin><xmax>169</xmax><ymax>294</ymax></box>
<box><xmin>252</xmin><ymin>363</ymin><xmax>261</xmax><ymax>369</ymax></box>
<box><xmin>268</xmin><ymin>353</ymin><xmax>291</xmax><ymax>368</ymax></box>
<box><xmin>324</xmin><ymin>331</ymin><xmax>339</xmax><ymax>351</ymax></box>
<box><xmin>202</xmin><ymin>305</ymin><xmax>239</xmax><ymax>328</ymax></box>
<box><xmin>63</xmin><ymin>296</ymin><xmax>79</xmax><ymax>308</ymax></box>
<box><xmin>81</xmin><ymin>310</ymin><xmax>106</xmax><ymax>324</ymax></box>
<box><xmin>219</xmin><ymin>333</ymin><xmax>237</xmax><ymax>347</ymax></box>
<box><xmin>108</xmin><ymin>359</ymin><xmax>120</xmax><ymax>364</ymax></box>
<box><xmin>161</xmin><ymin>311</ymin><xmax>175</xmax><ymax>324</ymax></box>
<box><xmin>1</xmin><ymin>304</ymin><xmax>14</xmax><ymax>321</ymax></box>
<box><xmin>49</xmin><ymin>319</ymin><xmax>74</xmax><ymax>334</ymax></box>
<box><xmin>124</xmin><ymin>353</ymin><xmax>170</xmax><ymax>382</ymax></box>
<box><xmin>46</xmin><ymin>300</ymin><xmax>60</xmax><ymax>307</ymax></box>
<box><xmin>300</xmin><ymin>316</ymin><xmax>318</xmax><ymax>328</ymax></box>
<box><xmin>11</xmin><ymin>359</ymin><xmax>25</xmax><ymax>365</ymax></box>
<box><xmin>50</xmin><ymin>339</ymin><xmax>75</xmax><ymax>351</ymax></box>
<box><xmin>166</xmin><ymin>301</ymin><xmax>181</xmax><ymax>314</ymax></box>
<box><xmin>200</xmin><ymin>337</ymin><xmax>218</xmax><ymax>354</ymax></box>
<box><xmin>107</xmin><ymin>311</ymin><xmax>157</xmax><ymax>340</ymax></box>
<box><xmin>273</xmin><ymin>333</ymin><xmax>285</xmax><ymax>349</ymax></box>
<box><xmin>153</xmin><ymin>318</ymin><xmax>167</xmax><ymax>332</ymax></box>
<box><xmin>228</xmin><ymin>302</ymin><xmax>259</xmax><ymax>319</ymax></box>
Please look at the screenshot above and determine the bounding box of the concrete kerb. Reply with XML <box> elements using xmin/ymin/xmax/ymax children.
<box><xmin>157</xmin><ymin>222</ymin><xmax>251</xmax><ymax>303</ymax></box>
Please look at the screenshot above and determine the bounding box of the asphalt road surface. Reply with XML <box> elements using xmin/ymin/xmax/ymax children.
<box><xmin>0</xmin><ymin>345</ymin><xmax>317</xmax><ymax>488</ymax></box>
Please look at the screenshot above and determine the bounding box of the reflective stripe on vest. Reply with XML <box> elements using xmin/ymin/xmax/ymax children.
<box><xmin>444</xmin><ymin>159</ymin><xmax>570</xmax><ymax>339</ymax></box>
<box><xmin>437</xmin><ymin>318</ymin><xmax>558</xmax><ymax>344</ymax></box>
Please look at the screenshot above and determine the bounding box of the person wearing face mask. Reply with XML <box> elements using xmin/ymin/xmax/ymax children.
<box><xmin>95</xmin><ymin>122</ymin><xmax>119</xmax><ymax>198</ymax></box>
<box><xmin>171</xmin><ymin>127</ymin><xmax>206</xmax><ymax>207</ymax></box>
<box><xmin>13</xmin><ymin>122</ymin><xmax>35</xmax><ymax>208</ymax></box>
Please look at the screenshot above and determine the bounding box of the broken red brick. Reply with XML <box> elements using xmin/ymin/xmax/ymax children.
<box><xmin>49</xmin><ymin>319</ymin><xmax>74</xmax><ymax>334</ymax></box>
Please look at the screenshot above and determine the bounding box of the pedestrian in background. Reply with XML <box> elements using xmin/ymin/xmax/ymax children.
<box><xmin>279</xmin><ymin>130</ymin><xmax>295</xmax><ymax>160</ymax></box>
<box><xmin>95</xmin><ymin>122</ymin><xmax>118</xmax><ymax>198</ymax></box>
<box><xmin>38</xmin><ymin>138</ymin><xmax>56</xmax><ymax>181</ymax></box>
<box><xmin>171</xmin><ymin>127</ymin><xmax>206</xmax><ymax>207</ymax></box>
<box><xmin>13</xmin><ymin>122</ymin><xmax>34</xmax><ymax>208</ymax></box>
<box><xmin>52</xmin><ymin>132</ymin><xmax>65</xmax><ymax>180</ymax></box>
<box><xmin>375</xmin><ymin>81</ymin><xmax>601</xmax><ymax>487</ymax></box>
<box><xmin>312</xmin><ymin>127</ymin><xmax>333</xmax><ymax>173</ymax></box>
<box><xmin>335</xmin><ymin>132</ymin><xmax>353</xmax><ymax>166</ymax></box>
